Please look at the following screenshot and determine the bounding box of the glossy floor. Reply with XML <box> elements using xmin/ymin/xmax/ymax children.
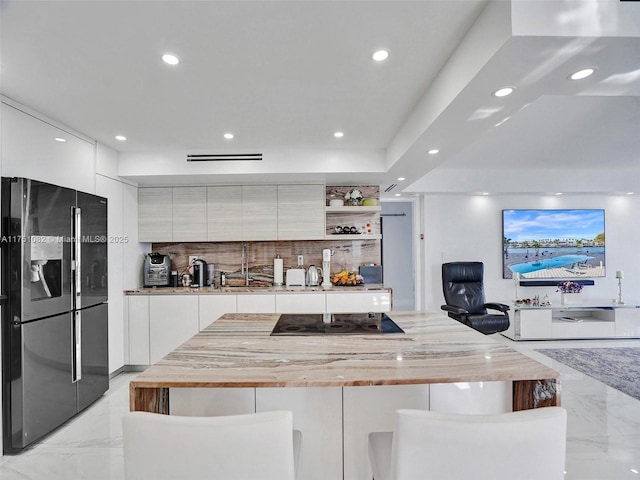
<box><xmin>0</xmin><ymin>339</ymin><xmax>639</xmax><ymax>479</ymax></box>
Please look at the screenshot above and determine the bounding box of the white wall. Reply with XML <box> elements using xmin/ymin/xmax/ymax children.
<box><xmin>1</xmin><ymin>99</ymin><xmax>141</xmax><ymax>374</ymax></box>
<box><xmin>1</xmin><ymin>100</ymin><xmax>96</xmax><ymax>191</ymax></box>
<box><xmin>422</xmin><ymin>193</ymin><xmax>639</xmax><ymax>310</ymax></box>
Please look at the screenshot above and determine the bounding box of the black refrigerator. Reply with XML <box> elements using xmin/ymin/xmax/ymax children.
<box><xmin>1</xmin><ymin>177</ymin><xmax>109</xmax><ymax>453</ymax></box>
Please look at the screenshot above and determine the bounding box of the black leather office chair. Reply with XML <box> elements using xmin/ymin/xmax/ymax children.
<box><xmin>441</xmin><ymin>262</ymin><xmax>510</xmax><ymax>335</ymax></box>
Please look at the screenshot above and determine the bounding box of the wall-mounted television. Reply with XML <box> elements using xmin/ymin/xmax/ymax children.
<box><xmin>502</xmin><ymin>209</ymin><xmax>605</xmax><ymax>279</ymax></box>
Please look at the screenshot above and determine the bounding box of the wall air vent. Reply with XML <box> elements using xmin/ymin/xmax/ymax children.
<box><xmin>384</xmin><ymin>184</ymin><xmax>398</xmax><ymax>193</ymax></box>
<box><xmin>186</xmin><ymin>153</ymin><xmax>263</xmax><ymax>162</ymax></box>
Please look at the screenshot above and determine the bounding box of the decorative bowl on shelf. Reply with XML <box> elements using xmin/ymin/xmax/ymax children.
<box><xmin>329</xmin><ymin>199</ymin><xmax>344</xmax><ymax>207</ymax></box>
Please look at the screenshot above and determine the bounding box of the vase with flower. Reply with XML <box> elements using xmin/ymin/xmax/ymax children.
<box><xmin>557</xmin><ymin>281</ymin><xmax>583</xmax><ymax>305</ymax></box>
<box><xmin>344</xmin><ymin>188</ymin><xmax>363</xmax><ymax>206</ymax></box>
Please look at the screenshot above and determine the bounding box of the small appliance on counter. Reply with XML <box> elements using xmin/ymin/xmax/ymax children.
<box><xmin>286</xmin><ymin>269</ymin><xmax>306</xmax><ymax>287</ymax></box>
<box><xmin>191</xmin><ymin>259</ymin><xmax>208</xmax><ymax>288</ymax></box>
<box><xmin>359</xmin><ymin>265</ymin><xmax>382</xmax><ymax>284</ymax></box>
<box><xmin>321</xmin><ymin>249</ymin><xmax>332</xmax><ymax>288</ymax></box>
<box><xmin>306</xmin><ymin>265</ymin><xmax>320</xmax><ymax>286</ymax></box>
<box><xmin>143</xmin><ymin>253</ymin><xmax>171</xmax><ymax>287</ymax></box>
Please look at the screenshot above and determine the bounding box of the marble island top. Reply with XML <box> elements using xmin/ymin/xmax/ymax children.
<box><xmin>125</xmin><ymin>284</ymin><xmax>390</xmax><ymax>294</ymax></box>
<box><xmin>130</xmin><ymin>311</ymin><xmax>559</xmax><ymax>392</ymax></box>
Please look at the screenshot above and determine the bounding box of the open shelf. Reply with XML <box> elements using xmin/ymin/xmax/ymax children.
<box><xmin>325</xmin><ymin>206</ymin><xmax>381</xmax><ymax>213</ymax></box>
<box><xmin>324</xmin><ymin>234</ymin><xmax>382</xmax><ymax>240</ymax></box>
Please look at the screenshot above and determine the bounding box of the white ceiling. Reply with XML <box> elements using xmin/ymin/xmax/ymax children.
<box><xmin>1</xmin><ymin>0</ymin><xmax>639</xmax><ymax>195</ymax></box>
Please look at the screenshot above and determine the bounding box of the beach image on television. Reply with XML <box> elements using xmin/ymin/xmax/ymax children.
<box><xmin>502</xmin><ymin>209</ymin><xmax>605</xmax><ymax>279</ymax></box>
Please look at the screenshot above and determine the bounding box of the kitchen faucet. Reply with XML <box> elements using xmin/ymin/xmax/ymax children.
<box><xmin>241</xmin><ymin>242</ymin><xmax>250</xmax><ymax>286</ymax></box>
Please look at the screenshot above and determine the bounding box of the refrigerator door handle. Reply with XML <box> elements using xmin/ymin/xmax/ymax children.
<box><xmin>74</xmin><ymin>207</ymin><xmax>82</xmax><ymax>309</ymax></box>
<box><xmin>73</xmin><ymin>310</ymin><xmax>82</xmax><ymax>383</ymax></box>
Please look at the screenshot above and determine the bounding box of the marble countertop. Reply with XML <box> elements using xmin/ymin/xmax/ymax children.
<box><xmin>130</xmin><ymin>311</ymin><xmax>559</xmax><ymax>389</ymax></box>
<box><xmin>125</xmin><ymin>284</ymin><xmax>390</xmax><ymax>294</ymax></box>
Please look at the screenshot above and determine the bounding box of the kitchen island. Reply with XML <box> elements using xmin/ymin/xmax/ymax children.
<box><xmin>129</xmin><ymin>311</ymin><xmax>559</xmax><ymax>480</ymax></box>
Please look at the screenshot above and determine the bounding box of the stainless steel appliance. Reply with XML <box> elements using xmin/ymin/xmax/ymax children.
<box><xmin>143</xmin><ymin>253</ymin><xmax>171</xmax><ymax>287</ymax></box>
<box><xmin>191</xmin><ymin>259</ymin><xmax>208</xmax><ymax>288</ymax></box>
<box><xmin>306</xmin><ymin>265</ymin><xmax>319</xmax><ymax>286</ymax></box>
<box><xmin>1</xmin><ymin>177</ymin><xmax>109</xmax><ymax>453</ymax></box>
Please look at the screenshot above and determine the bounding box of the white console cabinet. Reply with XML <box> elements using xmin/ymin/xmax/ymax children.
<box><xmin>503</xmin><ymin>303</ymin><xmax>640</xmax><ymax>340</ymax></box>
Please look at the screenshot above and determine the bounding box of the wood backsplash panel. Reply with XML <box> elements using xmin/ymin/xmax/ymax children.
<box><xmin>152</xmin><ymin>239</ymin><xmax>380</xmax><ymax>286</ymax></box>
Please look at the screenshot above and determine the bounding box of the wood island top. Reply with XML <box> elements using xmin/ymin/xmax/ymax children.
<box><xmin>130</xmin><ymin>311</ymin><xmax>559</xmax><ymax>392</ymax></box>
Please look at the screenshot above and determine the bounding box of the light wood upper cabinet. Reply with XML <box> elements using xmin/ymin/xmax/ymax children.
<box><xmin>139</xmin><ymin>183</ymin><xmax>328</xmax><ymax>242</ymax></box>
<box><xmin>173</xmin><ymin>187</ymin><xmax>207</xmax><ymax>242</ymax></box>
<box><xmin>242</xmin><ymin>185</ymin><xmax>278</xmax><ymax>240</ymax></box>
<box><xmin>138</xmin><ymin>187</ymin><xmax>173</xmax><ymax>242</ymax></box>
<box><xmin>207</xmin><ymin>186</ymin><xmax>242</xmax><ymax>241</ymax></box>
<box><xmin>278</xmin><ymin>184</ymin><xmax>325</xmax><ymax>240</ymax></box>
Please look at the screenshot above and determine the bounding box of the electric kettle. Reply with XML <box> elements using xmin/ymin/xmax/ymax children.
<box><xmin>306</xmin><ymin>265</ymin><xmax>320</xmax><ymax>286</ymax></box>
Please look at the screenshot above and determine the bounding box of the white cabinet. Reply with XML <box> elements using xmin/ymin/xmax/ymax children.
<box><xmin>343</xmin><ymin>385</ymin><xmax>430</xmax><ymax>480</ymax></box>
<box><xmin>149</xmin><ymin>295</ymin><xmax>199</xmax><ymax>364</ymax></box>
<box><xmin>207</xmin><ymin>186</ymin><xmax>242</xmax><ymax>241</ymax></box>
<box><xmin>256</xmin><ymin>387</ymin><xmax>344</xmax><ymax>480</ymax></box>
<box><xmin>278</xmin><ymin>184</ymin><xmax>325</xmax><ymax>240</ymax></box>
<box><xmin>198</xmin><ymin>294</ymin><xmax>237</xmax><ymax>330</ymax></box>
<box><xmin>326</xmin><ymin>292</ymin><xmax>391</xmax><ymax>313</ymax></box>
<box><xmin>242</xmin><ymin>185</ymin><xmax>278</xmax><ymax>240</ymax></box>
<box><xmin>138</xmin><ymin>188</ymin><xmax>173</xmax><ymax>242</ymax></box>
<box><xmin>275</xmin><ymin>293</ymin><xmax>326</xmax><ymax>313</ymax></box>
<box><xmin>504</xmin><ymin>305</ymin><xmax>639</xmax><ymax>340</ymax></box>
<box><xmin>127</xmin><ymin>296</ymin><xmax>150</xmax><ymax>365</ymax></box>
<box><xmin>173</xmin><ymin>187</ymin><xmax>207</xmax><ymax>241</ymax></box>
<box><xmin>236</xmin><ymin>294</ymin><xmax>276</xmax><ymax>313</ymax></box>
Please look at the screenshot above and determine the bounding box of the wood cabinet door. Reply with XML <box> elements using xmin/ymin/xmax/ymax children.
<box><xmin>138</xmin><ymin>188</ymin><xmax>173</xmax><ymax>242</ymax></box>
<box><xmin>207</xmin><ymin>186</ymin><xmax>242</xmax><ymax>241</ymax></box>
<box><xmin>278</xmin><ymin>184</ymin><xmax>325</xmax><ymax>240</ymax></box>
<box><xmin>242</xmin><ymin>185</ymin><xmax>278</xmax><ymax>240</ymax></box>
<box><xmin>172</xmin><ymin>187</ymin><xmax>207</xmax><ymax>241</ymax></box>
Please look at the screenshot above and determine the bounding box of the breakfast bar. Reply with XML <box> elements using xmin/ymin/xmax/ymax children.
<box><xmin>129</xmin><ymin>311</ymin><xmax>559</xmax><ymax>480</ymax></box>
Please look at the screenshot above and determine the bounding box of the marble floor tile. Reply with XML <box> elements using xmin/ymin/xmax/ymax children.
<box><xmin>1</xmin><ymin>338</ymin><xmax>640</xmax><ymax>479</ymax></box>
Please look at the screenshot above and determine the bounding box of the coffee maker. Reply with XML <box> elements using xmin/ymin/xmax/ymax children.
<box><xmin>191</xmin><ymin>259</ymin><xmax>208</xmax><ymax>288</ymax></box>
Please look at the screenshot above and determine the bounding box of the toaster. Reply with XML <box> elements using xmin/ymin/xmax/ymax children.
<box><xmin>285</xmin><ymin>268</ymin><xmax>306</xmax><ymax>287</ymax></box>
<box><xmin>143</xmin><ymin>253</ymin><xmax>171</xmax><ymax>287</ymax></box>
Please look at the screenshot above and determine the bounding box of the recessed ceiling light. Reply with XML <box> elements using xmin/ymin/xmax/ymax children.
<box><xmin>492</xmin><ymin>87</ymin><xmax>515</xmax><ymax>98</ymax></box>
<box><xmin>427</xmin><ymin>149</ymin><xmax>439</xmax><ymax>155</ymax></box>
<box><xmin>54</xmin><ymin>137</ymin><xmax>66</xmax><ymax>142</ymax></box>
<box><xmin>162</xmin><ymin>53</ymin><xmax>180</xmax><ymax>65</ymax></box>
<box><xmin>334</xmin><ymin>131</ymin><xmax>344</xmax><ymax>138</ymax></box>
<box><xmin>394</xmin><ymin>193</ymin><xmax>401</xmax><ymax>197</ymax></box>
<box><xmin>569</xmin><ymin>68</ymin><xmax>595</xmax><ymax>80</ymax></box>
<box><xmin>480</xmin><ymin>192</ymin><xmax>489</xmax><ymax>196</ymax></box>
<box><xmin>626</xmin><ymin>192</ymin><xmax>635</xmax><ymax>195</ymax></box>
<box><xmin>555</xmin><ymin>192</ymin><xmax>563</xmax><ymax>196</ymax></box>
<box><xmin>223</xmin><ymin>133</ymin><xmax>234</xmax><ymax>140</ymax></box>
<box><xmin>115</xmin><ymin>135</ymin><xmax>127</xmax><ymax>141</ymax></box>
<box><xmin>397</xmin><ymin>177</ymin><xmax>405</xmax><ymax>181</ymax></box>
<box><xmin>372</xmin><ymin>49</ymin><xmax>390</xmax><ymax>62</ymax></box>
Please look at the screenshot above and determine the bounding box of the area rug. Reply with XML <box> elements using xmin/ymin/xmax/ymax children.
<box><xmin>535</xmin><ymin>347</ymin><xmax>640</xmax><ymax>401</ymax></box>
